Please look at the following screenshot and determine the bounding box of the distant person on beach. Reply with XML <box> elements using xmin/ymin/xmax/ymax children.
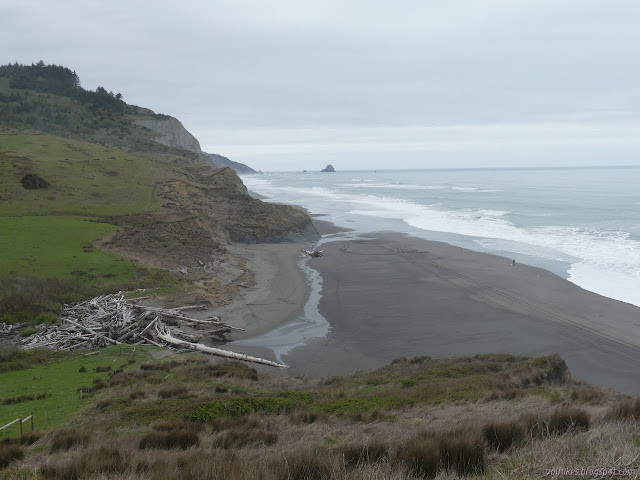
<box><xmin>512</xmin><ymin>259</ymin><xmax>516</xmax><ymax>265</ymax></box>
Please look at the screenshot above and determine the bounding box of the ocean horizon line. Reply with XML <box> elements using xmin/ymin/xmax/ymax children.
<box><xmin>248</xmin><ymin>164</ymin><xmax>640</xmax><ymax>175</ymax></box>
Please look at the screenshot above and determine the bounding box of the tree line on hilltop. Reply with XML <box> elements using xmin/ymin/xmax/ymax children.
<box><xmin>0</xmin><ymin>61</ymin><xmax>125</xmax><ymax>113</ymax></box>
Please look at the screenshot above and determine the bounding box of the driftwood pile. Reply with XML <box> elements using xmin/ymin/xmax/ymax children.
<box><xmin>0</xmin><ymin>323</ymin><xmax>13</xmax><ymax>334</ymax></box>
<box><xmin>21</xmin><ymin>293</ymin><xmax>285</xmax><ymax>368</ymax></box>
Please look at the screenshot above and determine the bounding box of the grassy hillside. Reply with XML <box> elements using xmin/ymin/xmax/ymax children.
<box><xmin>0</xmin><ymin>133</ymin><xmax>184</xmax><ymax>325</ymax></box>
<box><xmin>0</xmin><ymin>217</ymin><xmax>129</xmax><ymax>279</ymax></box>
<box><xmin>0</xmin><ymin>345</ymin><xmax>152</xmax><ymax>437</ymax></box>
<box><xmin>0</xmin><ymin>133</ymin><xmax>168</xmax><ymax>217</ymax></box>
<box><xmin>0</xmin><ymin>352</ymin><xmax>638</xmax><ymax>479</ymax></box>
<box><xmin>0</xmin><ymin>63</ymin><xmax>315</xmax><ymax>328</ymax></box>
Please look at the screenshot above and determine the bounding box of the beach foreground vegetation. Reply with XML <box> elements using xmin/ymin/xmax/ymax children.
<box><xmin>1</xmin><ymin>350</ymin><xmax>638</xmax><ymax>479</ymax></box>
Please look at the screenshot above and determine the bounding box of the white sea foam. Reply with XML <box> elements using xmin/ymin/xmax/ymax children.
<box><xmin>239</xmin><ymin>173</ymin><xmax>640</xmax><ymax>307</ymax></box>
<box><xmin>474</xmin><ymin>238</ymin><xmax>574</xmax><ymax>262</ymax></box>
<box><xmin>478</xmin><ymin>209</ymin><xmax>510</xmax><ymax>217</ymax></box>
<box><xmin>241</xmin><ymin>176</ymin><xmax>272</xmax><ymax>188</ymax></box>
<box><xmin>342</xmin><ymin>195</ymin><xmax>640</xmax><ymax>306</ymax></box>
<box><xmin>568</xmin><ymin>263</ymin><xmax>640</xmax><ymax>307</ymax></box>
<box><xmin>451</xmin><ymin>187</ymin><xmax>502</xmax><ymax>193</ymax></box>
<box><xmin>341</xmin><ymin>183</ymin><xmax>446</xmax><ymax>190</ymax></box>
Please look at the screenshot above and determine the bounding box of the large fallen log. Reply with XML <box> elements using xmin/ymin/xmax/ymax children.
<box><xmin>155</xmin><ymin>324</ymin><xmax>286</xmax><ymax>368</ymax></box>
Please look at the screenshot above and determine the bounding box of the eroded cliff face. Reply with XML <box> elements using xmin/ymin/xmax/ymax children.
<box><xmin>134</xmin><ymin>117</ymin><xmax>203</xmax><ymax>154</ymax></box>
<box><xmin>102</xmin><ymin>166</ymin><xmax>319</xmax><ymax>283</ymax></box>
<box><xmin>128</xmin><ymin>116</ymin><xmax>319</xmax><ymax>252</ymax></box>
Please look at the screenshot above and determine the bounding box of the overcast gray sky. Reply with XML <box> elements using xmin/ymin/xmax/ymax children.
<box><xmin>3</xmin><ymin>0</ymin><xmax>640</xmax><ymax>171</ymax></box>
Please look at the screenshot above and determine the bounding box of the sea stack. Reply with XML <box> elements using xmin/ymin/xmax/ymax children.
<box><xmin>321</xmin><ymin>164</ymin><xmax>336</xmax><ymax>172</ymax></box>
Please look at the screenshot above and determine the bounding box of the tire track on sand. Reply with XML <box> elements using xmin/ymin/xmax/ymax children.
<box><xmin>373</xmin><ymin>242</ymin><xmax>640</xmax><ymax>368</ymax></box>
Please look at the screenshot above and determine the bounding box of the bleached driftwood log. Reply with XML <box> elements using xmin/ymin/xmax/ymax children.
<box><xmin>18</xmin><ymin>292</ymin><xmax>277</xmax><ymax>366</ymax></box>
<box><xmin>155</xmin><ymin>324</ymin><xmax>286</xmax><ymax>368</ymax></box>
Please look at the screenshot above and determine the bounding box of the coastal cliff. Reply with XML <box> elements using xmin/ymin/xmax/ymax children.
<box><xmin>134</xmin><ymin>117</ymin><xmax>203</xmax><ymax>155</ymax></box>
<box><xmin>0</xmin><ymin>61</ymin><xmax>317</xmax><ymax>320</ymax></box>
<box><xmin>205</xmin><ymin>152</ymin><xmax>257</xmax><ymax>174</ymax></box>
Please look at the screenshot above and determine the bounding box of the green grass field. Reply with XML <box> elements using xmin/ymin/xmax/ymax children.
<box><xmin>0</xmin><ymin>345</ymin><xmax>156</xmax><ymax>438</ymax></box>
<box><xmin>0</xmin><ymin>133</ymin><xmax>168</xmax><ymax>216</ymax></box>
<box><xmin>0</xmin><ymin>216</ymin><xmax>133</xmax><ymax>280</ymax></box>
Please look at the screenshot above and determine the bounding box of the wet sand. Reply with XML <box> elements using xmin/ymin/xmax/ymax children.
<box><xmin>222</xmin><ymin>219</ymin><xmax>640</xmax><ymax>394</ymax></box>
<box><xmin>216</xmin><ymin>242</ymin><xmax>310</xmax><ymax>339</ymax></box>
<box><xmin>281</xmin><ymin>231</ymin><xmax>640</xmax><ymax>394</ymax></box>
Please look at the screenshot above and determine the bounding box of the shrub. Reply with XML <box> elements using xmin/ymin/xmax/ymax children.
<box><xmin>438</xmin><ymin>432</ymin><xmax>486</xmax><ymax>477</ymax></box>
<box><xmin>290</xmin><ymin>410</ymin><xmax>326</xmax><ymax>425</ymax></box>
<box><xmin>19</xmin><ymin>327</ymin><xmax>39</xmax><ymax>337</ymax></box>
<box><xmin>77</xmin><ymin>380</ymin><xmax>106</xmax><ymax>395</ymax></box>
<box><xmin>95</xmin><ymin>365</ymin><xmax>111</xmax><ymax>373</ymax></box>
<box><xmin>140</xmin><ymin>361</ymin><xmax>179</xmax><ymax>371</ymax></box>
<box><xmin>0</xmin><ymin>275</ymin><xmax>95</xmax><ymax>326</ymax></box>
<box><xmin>129</xmin><ymin>390</ymin><xmax>146</xmax><ymax>400</ymax></box>
<box><xmin>78</xmin><ymin>366</ymin><xmax>87</xmax><ymax>372</ymax></box>
<box><xmin>1</xmin><ymin>392</ymin><xmax>49</xmax><ymax>404</ymax></box>
<box><xmin>0</xmin><ymin>444</ymin><xmax>25</xmax><ymax>469</ymax></box>
<box><xmin>40</xmin><ymin>445</ymin><xmax>128</xmax><ymax>480</ymax></box>
<box><xmin>180</xmin><ymin>361</ymin><xmax>259</xmax><ymax>381</ymax></box>
<box><xmin>350</xmin><ymin>408</ymin><xmax>388</xmax><ymax>423</ymax></box>
<box><xmin>520</xmin><ymin>413</ymin><xmax>548</xmax><ymax>438</ymax></box>
<box><xmin>339</xmin><ymin>441</ymin><xmax>389</xmax><ymax>467</ymax></box>
<box><xmin>549</xmin><ymin>408</ymin><xmax>590</xmax><ymax>434</ymax></box>
<box><xmin>395</xmin><ymin>438</ymin><xmax>440</xmax><ymax>479</ymax></box>
<box><xmin>20</xmin><ymin>173</ymin><xmax>49</xmax><ymax>189</ymax></box>
<box><xmin>402</xmin><ymin>379</ymin><xmax>417</xmax><ymax>388</ymax></box>
<box><xmin>212</xmin><ymin>428</ymin><xmax>277</xmax><ymax>449</ymax></box>
<box><xmin>211</xmin><ymin>416</ymin><xmax>260</xmax><ymax>433</ymax></box>
<box><xmin>483</xmin><ymin>420</ymin><xmax>525</xmax><ymax>452</ymax></box>
<box><xmin>570</xmin><ymin>385</ymin><xmax>604</xmax><ymax>404</ymax></box>
<box><xmin>1</xmin><ymin>431</ymin><xmax>43</xmax><ymax>446</ymax></box>
<box><xmin>158</xmin><ymin>384</ymin><xmax>189</xmax><ymax>398</ymax></box>
<box><xmin>138</xmin><ymin>430</ymin><xmax>199</xmax><ymax>450</ymax></box>
<box><xmin>152</xmin><ymin>420</ymin><xmax>203</xmax><ymax>432</ymax></box>
<box><xmin>96</xmin><ymin>399</ymin><xmax>112</xmax><ymax>410</ymax></box>
<box><xmin>190</xmin><ymin>394</ymin><xmax>311</xmax><ymax>422</ymax></box>
<box><xmin>608</xmin><ymin>398</ymin><xmax>640</xmax><ymax>421</ymax></box>
<box><xmin>409</xmin><ymin>356</ymin><xmax>431</xmax><ymax>364</ymax></box>
<box><xmin>50</xmin><ymin>430</ymin><xmax>90</xmax><ymax>452</ymax></box>
<box><xmin>270</xmin><ymin>450</ymin><xmax>332</xmax><ymax>480</ymax></box>
<box><xmin>0</xmin><ymin>345</ymin><xmax>20</xmax><ymax>362</ymax></box>
<box><xmin>34</xmin><ymin>312</ymin><xmax>58</xmax><ymax>324</ymax></box>
<box><xmin>109</xmin><ymin>371</ymin><xmax>136</xmax><ymax>386</ymax></box>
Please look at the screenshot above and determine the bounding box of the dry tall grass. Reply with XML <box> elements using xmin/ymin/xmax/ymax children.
<box><xmin>7</xmin><ymin>354</ymin><xmax>640</xmax><ymax>479</ymax></box>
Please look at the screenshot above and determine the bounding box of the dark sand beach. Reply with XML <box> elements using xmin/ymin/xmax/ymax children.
<box><xmin>224</xmin><ymin>218</ymin><xmax>640</xmax><ymax>394</ymax></box>
<box><xmin>280</xmin><ymin>230</ymin><xmax>640</xmax><ymax>394</ymax></box>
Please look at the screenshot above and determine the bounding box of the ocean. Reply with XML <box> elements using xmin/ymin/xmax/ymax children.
<box><xmin>242</xmin><ymin>166</ymin><xmax>640</xmax><ymax>308</ymax></box>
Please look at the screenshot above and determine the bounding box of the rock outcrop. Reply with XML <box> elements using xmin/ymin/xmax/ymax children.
<box><xmin>134</xmin><ymin>117</ymin><xmax>203</xmax><ymax>154</ymax></box>
<box><xmin>321</xmin><ymin>164</ymin><xmax>336</xmax><ymax>172</ymax></box>
<box><xmin>205</xmin><ymin>153</ymin><xmax>257</xmax><ymax>174</ymax></box>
